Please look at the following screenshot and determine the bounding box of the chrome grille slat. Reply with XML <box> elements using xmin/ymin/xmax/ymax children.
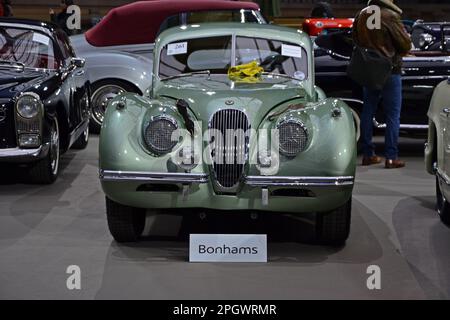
<box><xmin>210</xmin><ymin>109</ymin><xmax>249</xmax><ymax>190</ymax></box>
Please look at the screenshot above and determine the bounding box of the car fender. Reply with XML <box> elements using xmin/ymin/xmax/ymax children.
<box><xmin>426</xmin><ymin>80</ymin><xmax>450</xmax><ymax>175</ymax></box>
<box><xmin>248</xmin><ymin>97</ymin><xmax>357</xmax><ymax>179</ymax></box>
<box><xmin>77</xmin><ymin>50</ymin><xmax>153</xmax><ymax>94</ymax></box>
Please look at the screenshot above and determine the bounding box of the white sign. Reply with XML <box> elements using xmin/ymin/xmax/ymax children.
<box><xmin>168</xmin><ymin>42</ymin><xmax>188</xmax><ymax>55</ymax></box>
<box><xmin>32</xmin><ymin>33</ymin><xmax>49</xmax><ymax>46</ymax></box>
<box><xmin>281</xmin><ymin>44</ymin><xmax>302</xmax><ymax>58</ymax></box>
<box><xmin>189</xmin><ymin>234</ymin><xmax>267</xmax><ymax>263</ymax></box>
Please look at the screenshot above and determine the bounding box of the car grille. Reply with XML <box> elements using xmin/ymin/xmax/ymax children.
<box><xmin>0</xmin><ymin>99</ymin><xmax>17</xmax><ymax>149</ymax></box>
<box><xmin>209</xmin><ymin>109</ymin><xmax>250</xmax><ymax>190</ymax></box>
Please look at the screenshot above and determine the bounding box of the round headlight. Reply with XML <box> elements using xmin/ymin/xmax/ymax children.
<box><xmin>16</xmin><ymin>93</ymin><xmax>42</xmax><ymax>119</ymax></box>
<box><xmin>143</xmin><ymin>115</ymin><xmax>179</xmax><ymax>154</ymax></box>
<box><xmin>277</xmin><ymin>119</ymin><xmax>308</xmax><ymax>156</ymax></box>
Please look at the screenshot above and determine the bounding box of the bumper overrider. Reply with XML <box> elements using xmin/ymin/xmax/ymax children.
<box><xmin>99</xmin><ymin>169</ymin><xmax>354</xmax><ymax>213</ymax></box>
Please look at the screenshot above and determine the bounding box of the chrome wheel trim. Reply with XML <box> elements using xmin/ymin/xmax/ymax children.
<box><xmin>350</xmin><ymin>108</ymin><xmax>361</xmax><ymax>142</ymax></box>
<box><xmin>50</xmin><ymin>119</ymin><xmax>60</xmax><ymax>176</ymax></box>
<box><xmin>91</xmin><ymin>84</ymin><xmax>126</xmax><ymax>126</ymax></box>
<box><xmin>82</xmin><ymin>125</ymin><xmax>89</xmax><ymax>142</ymax></box>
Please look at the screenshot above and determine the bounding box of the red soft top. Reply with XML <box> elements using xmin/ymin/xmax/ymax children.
<box><xmin>85</xmin><ymin>0</ymin><xmax>260</xmax><ymax>47</ymax></box>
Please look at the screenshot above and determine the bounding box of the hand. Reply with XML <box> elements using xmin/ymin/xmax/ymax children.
<box><xmin>49</xmin><ymin>8</ymin><xmax>54</xmax><ymax>15</ymax></box>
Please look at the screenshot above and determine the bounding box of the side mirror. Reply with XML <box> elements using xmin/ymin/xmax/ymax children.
<box><xmin>71</xmin><ymin>57</ymin><xmax>85</xmax><ymax>68</ymax></box>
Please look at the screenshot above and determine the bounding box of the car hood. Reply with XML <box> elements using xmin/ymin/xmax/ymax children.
<box><xmin>155</xmin><ymin>75</ymin><xmax>308</xmax><ymax>125</ymax></box>
<box><xmin>0</xmin><ymin>69</ymin><xmax>47</xmax><ymax>99</ymax></box>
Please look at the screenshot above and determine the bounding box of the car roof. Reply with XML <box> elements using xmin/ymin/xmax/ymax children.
<box><xmin>0</xmin><ymin>17</ymin><xmax>59</xmax><ymax>35</ymax></box>
<box><xmin>85</xmin><ymin>0</ymin><xmax>260</xmax><ymax>47</ymax></box>
<box><xmin>156</xmin><ymin>22</ymin><xmax>308</xmax><ymax>48</ymax></box>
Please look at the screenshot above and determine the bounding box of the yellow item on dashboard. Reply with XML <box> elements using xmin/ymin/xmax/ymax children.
<box><xmin>228</xmin><ymin>61</ymin><xmax>264</xmax><ymax>83</ymax></box>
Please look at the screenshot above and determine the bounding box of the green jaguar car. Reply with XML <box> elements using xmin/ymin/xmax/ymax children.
<box><xmin>99</xmin><ymin>23</ymin><xmax>357</xmax><ymax>245</ymax></box>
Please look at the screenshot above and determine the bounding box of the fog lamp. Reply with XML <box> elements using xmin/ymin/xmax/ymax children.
<box><xmin>19</xmin><ymin>134</ymin><xmax>40</xmax><ymax>148</ymax></box>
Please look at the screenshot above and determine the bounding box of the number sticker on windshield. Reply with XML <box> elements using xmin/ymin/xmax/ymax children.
<box><xmin>167</xmin><ymin>42</ymin><xmax>188</xmax><ymax>56</ymax></box>
<box><xmin>32</xmin><ymin>33</ymin><xmax>50</xmax><ymax>46</ymax></box>
<box><xmin>281</xmin><ymin>44</ymin><xmax>302</xmax><ymax>58</ymax></box>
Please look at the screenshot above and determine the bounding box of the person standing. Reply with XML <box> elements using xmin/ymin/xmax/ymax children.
<box><xmin>49</xmin><ymin>0</ymin><xmax>75</xmax><ymax>35</ymax></box>
<box><xmin>1</xmin><ymin>0</ymin><xmax>13</xmax><ymax>17</ymax></box>
<box><xmin>353</xmin><ymin>0</ymin><xmax>411</xmax><ymax>169</ymax></box>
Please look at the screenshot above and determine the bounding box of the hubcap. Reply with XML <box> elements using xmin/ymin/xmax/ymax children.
<box><xmin>50</xmin><ymin>120</ymin><xmax>60</xmax><ymax>175</ymax></box>
<box><xmin>91</xmin><ymin>85</ymin><xmax>125</xmax><ymax>125</ymax></box>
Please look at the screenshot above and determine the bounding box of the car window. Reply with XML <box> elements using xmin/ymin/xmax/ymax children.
<box><xmin>187</xmin><ymin>10</ymin><xmax>262</xmax><ymax>24</ymax></box>
<box><xmin>236</xmin><ymin>36</ymin><xmax>309</xmax><ymax>79</ymax></box>
<box><xmin>0</xmin><ymin>26</ymin><xmax>60</xmax><ymax>69</ymax></box>
<box><xmin>159</xmin><ymin>36</ymin><xmax>232</xmax><ymax>78</ymax></box>
<box><xmin>157</xmin><ymin>10</ymin><xmax>265</xmax><ymax>36</ymax></box>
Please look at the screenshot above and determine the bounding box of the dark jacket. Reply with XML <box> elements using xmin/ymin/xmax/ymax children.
<box><xmin>353</xmin><ymin>0</ymin><xmax>411</xmax><ymax>74</ymax></box>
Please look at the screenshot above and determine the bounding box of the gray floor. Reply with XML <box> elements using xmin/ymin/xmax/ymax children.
<box><xmin>0</xmin><ymin>135</ymin><xmax>449</xmax><ymax>300</ymax></box>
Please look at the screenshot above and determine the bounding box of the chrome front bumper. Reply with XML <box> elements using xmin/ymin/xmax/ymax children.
<box><xmin>99</xmin><ymin>170</ymin><xmax>354</xmax><ymax>187</ymax></box>
<box><xmin>0</xmin><ymin>145</ymin><xmax>48</xmax><ymax>162</ymax></box>
<box><xmin>99</xmin><ymin>170</ymin><xmax>209</xmax><ymax>184</ymax></box>
<box><xmin>100</xmin><ymin>170</ymin><xmax>355</xmax><ymax>207</ymax></box>
<box><xmin>245</xmin><ymin>176</ymin><xmax>354</xmax><ymax>187</ymax></box>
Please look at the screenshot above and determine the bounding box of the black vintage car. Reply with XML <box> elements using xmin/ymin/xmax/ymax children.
<box><xmin>0</xmin><ymin>18</ymin><xmax>91</xmax><ymax>184</ymax></box>
<box><xmin>314</xmin><ymin>22</ymin><xmax>450</xmax><ymax>132</ymax></box>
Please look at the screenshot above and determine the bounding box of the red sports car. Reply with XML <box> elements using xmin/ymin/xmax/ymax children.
<box><xmin>302</xmin><ymin>18</ymin><xmax>354</xmax><ymax>37</ymax></box>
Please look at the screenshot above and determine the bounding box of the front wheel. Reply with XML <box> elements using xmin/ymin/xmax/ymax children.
<box><xmin>106</xmin><ymin>197</ymin><xmax>146</xmax><ymax>243</ymax></box>
<box><xmin>315</xmin><ymin>199</ymin><xmax>352</xmax><ymax>246</ymax></box>
<box><xmin>436</xmin><ymin>176</ymin><xmax>450</xmax><ymax>225</ymax></box>
<box><xmin>29</xmin><ymin>118</ymin><xmax>60</xmax><ymax>184</ymax></box>
<box><xmin>90</xmin><ymin>80</ymin><xmax>138</xmax><ymax>133</ymax></box>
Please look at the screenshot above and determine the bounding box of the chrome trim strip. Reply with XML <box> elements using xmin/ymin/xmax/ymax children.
<box><xmin>402</xmin><ymin>76</ymin><xmax>449</xmax><ymax>80</ymax></box>
<box><xmin>336</xmin><ymin>98</ymin><xmax>363</xmax><ymax>105</ymax></box>
<box><xmin>0</xmin><ymin>146</ymin><xmax>43</xmax><ymax>158</ymax></box>
<box><xmin>245</xmin><ymin>176</ymin><xmax>355</xmax><ymax>187</ymax></box>
<box><xmin>373</xmin><ymin>119</ymin><xmax>428</xmax><ymax>130</ymax></box>
<box><xmin>99</xmin><ymin>170</ymin><xmax>209</xmax><ymax>184</ymax></box>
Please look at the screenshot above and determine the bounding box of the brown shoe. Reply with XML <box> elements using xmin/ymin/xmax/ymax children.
<box><xmin>385</xmin><ymin>159</ymin><xmax>406</xmax><ymax>169</ymax></box>
<box><xmin>362</xmin><ymin>156</ymin><xmax>383</xmax><ymax>166</ymax></box>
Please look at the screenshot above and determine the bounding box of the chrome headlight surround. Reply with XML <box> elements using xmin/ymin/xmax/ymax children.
<box><xmin>276</xmin><ymin>118</ymin><xmax>309</xmax><ymax>157</ymax></box>
<box><xmin>14</xmin><ymin>92</ymin><xmax>43</xmax><ymax>148</ymax></box>
<box><xmin>15</xmin><ymin>92</ymin><xmax>43</xmax><ymax>119</ymax></box>
<box><xmin>143</xmin><ymin>114</ymin><xmax>180</xmax><ymax>155</ymax></box>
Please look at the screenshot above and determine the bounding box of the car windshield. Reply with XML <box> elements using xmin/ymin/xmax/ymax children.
<box><xmin>159</xmin><ymin>35</ymin><xmax>308</xmax><ymax>81</ymax></box>
<box><xmin>0</xmin><ymin>26</ymin><xmax>59</xmax><ymax>70</ymax></box>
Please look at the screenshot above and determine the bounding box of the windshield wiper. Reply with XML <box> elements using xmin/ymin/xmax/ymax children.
<box><xmin>0</xmin><ymin>60</ymin><xmax>25</xmax><ymax>72</ymax></box>
<box><xmin>262</xmin><ymin>72</ymin><xmax>302</xmax><ymax>82</ymax></box>
<box><xmin>161</xmin><ymin>70</ymin><xmax>211</xmax><ymax>81</ymax></box>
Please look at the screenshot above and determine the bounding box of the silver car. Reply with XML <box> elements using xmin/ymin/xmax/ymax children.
<box><xmin>70</xmin><ymin>0</ymin><xmax>266</xmax><ymax>132</ymax></box>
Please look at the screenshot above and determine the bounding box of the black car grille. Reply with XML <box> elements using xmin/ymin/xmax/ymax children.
<box><xmin>0</xmin><ymin>99</ymin><xmax>16</xmax><ymax>149</ymax></box>
<box><xmin>209</xmin><ymin>109</ymin><xmax>249</xmax><ymax>190</ymax></box>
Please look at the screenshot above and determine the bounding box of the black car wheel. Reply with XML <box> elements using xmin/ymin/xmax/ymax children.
<box><xmin>29</xmin><ymin>118</ymin><xmax>60</xmax><ymax>184</ymax></box>
<box><xmin>71</xmin><ymin>125</ymin><xmax>89</xmax><ymax>150</ymax></box>
<box><xmin>436</xmin><ymin>176</ymin><xmax>450</xmax><ymax>225</ymax></box>
<box><xmin>106</xmin><ymin>197</ymin><xmax>146</xmax><ymax>243</ymax></box>
<box><xmin>316</xmin><ymin>199</ymin><xmax>352</xmax><ymax>246</ymax></box>
<box><xmin>90</xmin><ymin>80</ymin><xmax>138</xmax><ymax>133</ymax></box>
